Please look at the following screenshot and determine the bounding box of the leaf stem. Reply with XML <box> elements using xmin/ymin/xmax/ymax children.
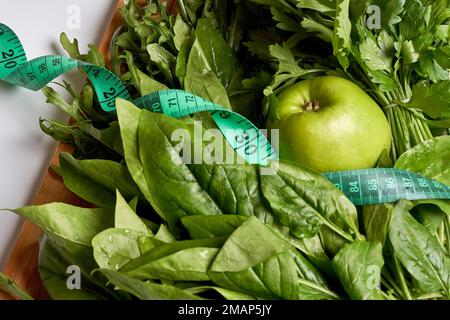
<box><xmin>297</xmin><ymin>278</ymin><xmax>341</xmax><ymax>300</ymax></box>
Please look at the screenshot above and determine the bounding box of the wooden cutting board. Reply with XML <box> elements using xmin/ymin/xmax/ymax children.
<box><xmin>0</xmin><ymin>0</ymin><xmax>127</xmax><ymax>300</ymax></box>
<box><xmin>0</xmin><ymin>0</ymin><xmax>179</xmax><ymax>300</ymax></box>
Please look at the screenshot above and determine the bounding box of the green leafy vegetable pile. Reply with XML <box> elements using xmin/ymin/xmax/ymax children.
<box><xmin>2</xmin><ymin>0</ymin><xmax>449</xmax><ymax>300</ymax></box>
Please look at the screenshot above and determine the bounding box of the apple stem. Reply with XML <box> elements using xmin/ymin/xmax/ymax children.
<box><xmin>305</xmin><ymin>100</ymin><xmax>320</xmax><ymax>112</ymax></box>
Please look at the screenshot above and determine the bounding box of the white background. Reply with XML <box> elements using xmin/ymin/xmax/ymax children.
<box><xmin>0</xmin><ymin>0</ymin><xmax>117</xmax><ymax>269</ymax></box>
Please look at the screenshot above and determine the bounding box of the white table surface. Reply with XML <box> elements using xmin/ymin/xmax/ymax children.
<box><xmin>0</xmin><ymin>0</ymin><xmax>117</xmax><ymax>269</ymax></box>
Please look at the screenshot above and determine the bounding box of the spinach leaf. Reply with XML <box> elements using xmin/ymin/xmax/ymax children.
<box><xmin>120</xmin><ymin>103</ymin><xmax>273</xmax><ymax>232</ymax></box>
<box><xmin>120</xmin><ymin>237</ymin><xmax>226</xmax><ymax>275</ymax></box>
<box><xmin>92</xmin><ymin>228</ymin><xmax>146</xmax><ymax>271</ymax></box>
<box><xmin>39</xmin><ymin>239</ymin><xmax>107</xmax><ymax>300</ymax></box>
<box><xmin>389</xmin><ymin>200</ymin><xmax>450</xmax><ymax>298</ymax></box>
<box><xmin>395</xmin><ymin>136</ymin><xmax>450</xmax><ymax>185</ymax></box>
<box><xmin>194</xmin><ymin>18</ymin><xmax>239</xmax><ymax>88</ymax></box>
<box><xmin>268</xmin><ymin>222</ymin><xmax>334</xmax><ymax>277</ymax></box>
<box><xmin>137</xmin><ymin>109</ymin><xmax>223</xmax><ymax>230</ymax></box>
<box><xmin>183</xmin><ymin>17</ymin><xmax>237</xmax><ymax>108</ymax></box>
<box><xmin>332</xmin><ymin>241</ymin><xmax>385</xmax><ymax>300</ymax></box>
<box><xmin>14</xmin><ymin>203</ymin><xmax>113</xmax><ymax>246</ymax></box>
<box><xmin>209</xmin><ymin>251</ymin><xmax>300</xmax><ymax>299</ymax></box>
<box><xmin>210</xmin><ymin>217</ymin><xmax>291</xmax><ymax>273</ymax></box>
<box><xmin>0</xmin><ymin>273</ymin><xmax>33</xmax><ymax>300</ymax></box>
<box><xmin>60</xmin><ymin>152</ymin><xmax>143</xmax><ymax>208</ymax></box>
<box><xmin>260</xmin><ymin>161</ymin><xmax>360</xmax><ymax>240</ymax></box>
<box><xmin>208</xmin><ymin>217</ymin><xmax>337</xmax><ymax>300</ymax></box>
<box><xmin>181</xmin><ymin>215</ymin><xmax>247</xmax><ymax>239</ymax></box>
<box><xmin>411</xmin><ymin>200</ymin><xmax>449</xmax><ymax>234</ymax></box>
<box><xmin>184</xmin><ymin>286</ymin><xmax>255</xmax><ymax>300</ymax></box>
<box><xmin>100</xmin><ymin>269</ymin><xmax>201</xmax><ymax>300</ymax></box>
<box><xmin>363</xmin><ymin>204</ymin><xmax>393</xmax><ymax>245</ymax></box>
<box><xmin>116</xmin><ymin>100</ymin><xmax>157</xmax><ymax>214</ymax></box>
<box><xmin>126</xmin><ymin>247</ymin><xmax>219</xmax><ymax>281</ymax></box>
<box><xmin>114</xmin><ymin>190</ymin><xmax>150</xmax><ymax>234</ymax></box>
<box><xmin>154</xmin><ymin>225</ymin><xmax>177</xmax><ymax>243</ymax></box>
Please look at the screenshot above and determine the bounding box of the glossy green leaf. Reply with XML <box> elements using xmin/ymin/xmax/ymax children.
<box><xmin>395</xmin><ymin>136</ymin><xmax>450</xmax><ymax>185</ymax></box>
<box><xmin>389</xmin><ymin>200</ymin><xmax>450</xmax><ymax>297</ymax></box>
<box><xmin>332</xmin><ymin>241</ymin><xmax>385</xmax><ymax>300</ymax></box>
<box><xmin>261</xmin><ymin>161</ymin><xmax>359</xmax><ymax>240</ymax></box>
<box><xmin>60</xmin><ymin>152</ymin><xmax>142</xmax><ymax>208</ymax></box>
<box><xmin>100</xmin><ymin>269</ymin><xmax>201</xmax><ymax>300</ymax></box>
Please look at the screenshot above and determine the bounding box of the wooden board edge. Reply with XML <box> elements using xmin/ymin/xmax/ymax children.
<box><xmin>0</xmin><ymin>0</ymin><xmax>125</xmax><ymax>300</ymax></box>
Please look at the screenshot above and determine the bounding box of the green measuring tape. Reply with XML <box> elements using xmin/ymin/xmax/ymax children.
<box><xmin>323</xmin><ymin>169</ymin><xmax>450</xmax><ymax>206</ymax></box>
<box><xmin>1</xmin><ymin>22</ymin><xmax>449</xmax><ymax>206</ymax></box>
<box><xmin>0</xmin><ymin>23</ymin><xmax>276</xmax><ymax>165</ymax></box>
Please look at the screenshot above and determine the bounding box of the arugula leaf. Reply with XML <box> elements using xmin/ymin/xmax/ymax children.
<box><xmin>123</xmin><ymin>51</ymin><xmax>168</xmax><ymax>95</ymax></box>
<box><xmin>42</xmin><ymin>86</ymin><xmax>84</xmax><ymax>122</ymax></box>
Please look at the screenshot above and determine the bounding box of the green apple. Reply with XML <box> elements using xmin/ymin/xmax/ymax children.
<box><xmin>267</xmin><ymin>76</ymin><xmax>392</xmax><ymax>172</ymax></box>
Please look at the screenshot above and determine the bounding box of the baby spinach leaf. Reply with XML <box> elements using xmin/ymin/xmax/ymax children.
<box><xmin>395</xmin><ymin>136</ymin><xmax>450</xmax><ymax>185</ymax></box>
<box><xmin>125</xmin><ymin>247</ymin><xmax>219</xmax><ymax>281</ymax></box>
<box><xmin>194</xmin><ymin>18</ymin><xmax>239</xmax><ymax>88</ymax></box>
<box><xmin>121</xmin><ymin>237</ymin><xmax>226</xmax><ymax>274</ymax></box>
<box><xmin>184</xmin><ymin>286</ymin><xmax>255</xmax><ymax>300</ymax></box>
<box><xmin>92</xmin><ymin>228</ymin><xmax>145</xmax><ymax>271</ymax></box>
<box><xmin>114</xmin><ymin>190</ymin><xmax>150</xmax><ymax>234</ymax></box>
<box><xmin>132</xmin><ymin>107</ymin><xmax>273</xmax><ymax>230</ymax></box>
<box><xmin>100</xmin><ymin>269</ymin><xmax>201</xmax><ymax>300</ymax></box>
<box><xmin>184</xmin><ymin>38</ymin><xmax>232</xmax><ymax>109</ymax></box>
<box><xmin>389</xmin><ymin>200</ymin><xmax>450</xmax><ymax>298</ymax></box>
<box><xmin>332</xmin><ymin>241</ymin><xmax>385</xmax><ymax>300</ymax></box>
<box><xmin>267</xmin><ymin>221</ymin><xmax>334</xmax><ymax>276</ymax></box>
<box><xmin>138</xmin><ymin>109</ymin><xmax>223</xmax><ymax>230</ymax></box>
<box><xmin>39</xmin><ymin>239</ymin><xmax>107</xmax><ymax>300</ymax></box>
<box><xmin>210</xmin><ymin>217</ymin><xmax>291</xmax><ymax>273</ymax></box>
<box><xmin>363</xmin><ymin>204</ymin><xmax>393</xmax><ymax>245</ymax></box>
<box><xmin>154</xmin><ymin>225</ymin><xmax>177</xmax><ymax>243</ymax></box>
<box><xmin>181</xmin><ymin>215</ymin><xmax>247</xmax><ymax>239</ymax></box>
<box><xmin>60</xmin><ymin>152</ymin><xmax>142</xmax><ymax>208</ymax></box>
<box><xmin>0</xmin><ymin>273</ymin><xmax>33</xmax><ymax>300</ymax></box>
<box><xmin>209</xmin><ymin>251</ymin><xmax>299</xmax><ymax>300</ymax></box>
<box><xmin>260</xmin><ymin>161</ymin><xmax>359</xmax><ymax>240</ymax></box>
<box><xmin>411</xmin><ymin>200</ymin><xmax>448</xmax><ymax>234</ymax></box>
<box><xmin>14</xmin><ymin>203</ymin><xmax>113</xmax><ymax>246</ymax></box>
<box><xmin>173</xmin><ymin>14</ymin><xmax>191</xmax><ymax>51</ymax></box>
<box><xmin>117</xmin><ymin>100</ymin><xmax>157</xmax><ymax>213</ymax></box>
